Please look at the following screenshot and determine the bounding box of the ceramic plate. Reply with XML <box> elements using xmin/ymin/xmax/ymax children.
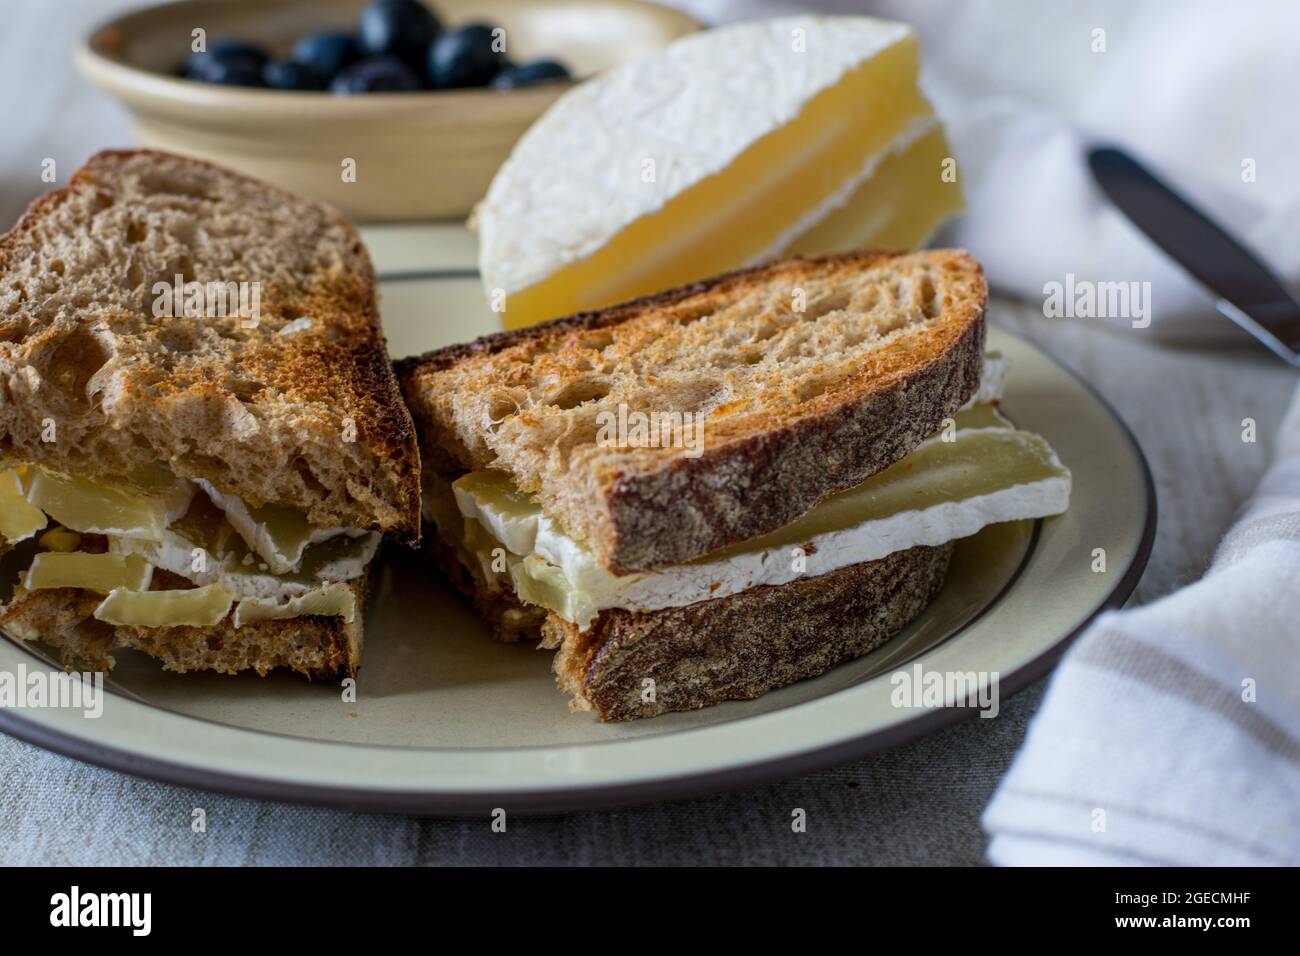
<box><xmin>0</xmin><ymin>226</ymin><xmax>1155</xmax><ymax>813</ymax></box>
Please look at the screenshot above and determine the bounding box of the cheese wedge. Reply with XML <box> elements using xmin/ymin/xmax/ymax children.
<box><xmin>24</xmin><ymin>552</ymin><xmax>153</xmax><ymax>595</ymax></box>
<box><xmin>94</xmin><ymin>584</ymin><xmax>234</xmax><ymax>628</ymax></box>
<box><xmin>479</xmin><ymin>16</ymin><xmax>961</xmax><ymax>330</ymax></box>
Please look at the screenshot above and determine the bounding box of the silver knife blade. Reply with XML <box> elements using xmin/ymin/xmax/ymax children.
<box><xmin>1087</xmin><ymin>146</ymin><xmax>1300</xmax><ymax>367</ymax></box>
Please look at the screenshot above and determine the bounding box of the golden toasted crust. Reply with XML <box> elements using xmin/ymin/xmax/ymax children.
<box><xmin>397</xmin><ymin>250</ymin><xmax>985</xmax><ymax>572</ymax></box>
<box><xmin>0</xmin><ymin>149</ymin><xmax>420</xmax><ymax>541</ymax></box>
<box><xmin>0</xmin><ymin>570</ymin><xmax>370</xmax><ymax>679</ymax></box>
<box><xmin>543</xmin><ymin>543</ymin><xmax>954</xmax><ymax>720</ymax></box>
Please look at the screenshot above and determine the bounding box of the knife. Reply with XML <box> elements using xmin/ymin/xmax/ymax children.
<box><xmin>1087</xmin><ymin>145</ymin><xmax>1300</xmax><ymax>367</ymax></box>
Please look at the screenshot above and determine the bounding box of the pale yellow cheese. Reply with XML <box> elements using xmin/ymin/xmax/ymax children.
<box><xmin>24</xmin><ymin>552</ymin><xmax>153</xmax><ymax>595</ymax></box>
<box><xmin>781</xmin><ymin>125</ymin><xmax>963</xmax><ymax>256</ymax></box>
<box><xmin>94</xmin><ymin>584</ymin><xmax>234</xmax><ymax>628</ymax></box>
<box><xmin>7</xmin><ymin>460</ymin><xmax>368</xmax><ymax>629</ymax></box>
<box><xmin>233</xmin><ymin>583</ymin><xmax>356</xmax><ymax>627</ymax></box>
<box><xmin>26</xmin><ymin>468</ymin><xmax>194</xmax><ymax>541</ymax></box>
<box><xmin>0</xmin><ymin>469</ymin><xmax>47</xmax><ymax>543</ymax></box>
<box><xmin>37</xmin><ymin>527</ymin><xmax>83</xmax><ymax>552</ymax></box>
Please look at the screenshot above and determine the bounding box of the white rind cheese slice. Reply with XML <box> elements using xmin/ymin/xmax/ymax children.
<box><xmin>108</xmin><ymin>526</ymin><xmax>378</xmax><ymax>600</ymax></box>
<box><xmin>448</xmin><ymin>388</ymin><xmax>1071</xmax><ymax>629</ymax></box>
<box><xmin>7</xmin><ymin>462</ymin><xmax>372</xmax><ymax>629</ymax></box>
<box><xmin>94</xmin><ymin>584</ymin><xmax>234</xmax><ymax>628</ymax></box>
<box><xmin>196</xmin><ymin>479</ymin><xmax>360</xmax><ymax>575</ymax></box>
<box><xmin>25</xmin><ymin>468</ymin><xmax>194</xmax><ymax>541</ymax></box>
<box><xmin>452</xmin><ymin>473</ymin><xmax>547</xmax><ymax>558</ymax></box>
<box><xmin>506</xmin><ymin>430</ymin><xmax>1070</xmax><ymax>628</ymax></box>
<box><xmin>482</xmin><ymin>15</ymin><xmax>910</xmax><ymax>291</ymax></box>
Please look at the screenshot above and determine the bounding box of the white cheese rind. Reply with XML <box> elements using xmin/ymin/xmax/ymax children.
<box><xmin>479</xmin><ymin>16</ymin><xmax>914</xmax><ymax>295</ymax></box>
<box><xmin>108</xmin><ymin>527</ymin><xmax>378</xmax><ymax>600</ymax></box>
<box><xmin>196</xmin><ymin>479</ymin><xmax>360</xmax><ymax>575</ymax></box>
<box><xmin>965</xmin><ymin>351</ymin><xmax>1008</xmax><ymax>408</ymax></box>
<box><xmin>513</xmin><ymin>474</ymin><xmax>1070</xmax><ymax>630</ymax></box>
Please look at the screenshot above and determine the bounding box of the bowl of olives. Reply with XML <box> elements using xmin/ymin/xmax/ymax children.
<box><xmin>78</xmin><ymin>0</ymin><xmax>699</xmax><ymax>220</ymax></box>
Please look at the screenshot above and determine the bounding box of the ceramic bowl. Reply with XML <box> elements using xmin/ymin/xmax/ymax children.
<box><xmin>77</xmin><ymin>0</ymin><xmax>699</xmax><ymax>221</ymax></box>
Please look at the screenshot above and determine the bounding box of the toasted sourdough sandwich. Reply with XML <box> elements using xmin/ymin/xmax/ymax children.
<box><xmin>398</xmin><ymin>250</ymin><xmax>1071</xmax><ymax>719</ymax></box>
<box><xmin>0</xmin><ymin>150</ymin><xmax>420</xmax><ymax>678</ymax></box>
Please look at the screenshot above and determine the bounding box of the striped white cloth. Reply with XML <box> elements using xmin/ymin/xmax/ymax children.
<box><xmin>984</xmin><ymin>384</ymin><xmax>1300</xmax><ymax>866</ymax></box>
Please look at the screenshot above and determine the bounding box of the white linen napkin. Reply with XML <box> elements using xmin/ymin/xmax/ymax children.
<box><xmin>983</xmin><ymin>384</ymin><xmax>1300</xmax><ymax>866</ymax></box>
<box><xmin>673</xmin><ymin>0</ymin><xmax>1300</xmax><ymax>341</ymax></box>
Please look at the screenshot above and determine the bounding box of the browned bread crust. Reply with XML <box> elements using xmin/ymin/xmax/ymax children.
<box><xmin>0</xmin><ymin>570</ymin><xmax>369</xmax><ymax>679</ymax></box>
<box><xmin>0</xmin><ymin>149</ymin><xmax>420</xmax><ymax>541</ymax></box>
<box><xmin>542</xmin><ymin>543</ymin><xmax>953</xmax><ymax>720</ymax></box>
<box><xmin>397</xmin><ymin>250</ymin><xmax>985</xmax><ymax>572</ymax></box>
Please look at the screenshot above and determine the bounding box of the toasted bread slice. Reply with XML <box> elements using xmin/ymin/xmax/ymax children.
<box><xmin>398</xmin><ymin>250</ymin><xmax>985</xmax><ymax>573</ymax></box>
<box><xmin>432</xmin><ymin>535</ymin><xmax>951</xmax><ymax>720</ymax></box>
<box><xmin>0</xmin><ymin>149</ymin><xmax>419</xmax><ymax>540</ymax></box>
<box><xmin>548</xmin><ymin>543</ymin><xmax>952</xmax><ymax>720</ymax></box>
<box><xmin>416</xmin><ymin>492</ymin><xmax>951</xmax><ymax>719</ymax></box>
<box><xmin>0</xmin><ymin>568</ymin><xmax>370</xmax><ymax>679</ymax></box>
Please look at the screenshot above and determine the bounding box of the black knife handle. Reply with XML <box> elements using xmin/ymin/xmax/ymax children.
<box><xmin>1088</xmin><ymin>146</ymin><xmax>1300</xmax><ymax>349</ymax></box>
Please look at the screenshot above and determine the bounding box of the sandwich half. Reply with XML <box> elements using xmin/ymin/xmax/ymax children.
<box><xmin>0</xmin><ymin>150</ymin><xmax>420</xmax><ymax>678</ymax></box>
<box><xmin>397</xmin><ymin>250</ymin><xmax>1070</xmax><ymax>719</ymax></box>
